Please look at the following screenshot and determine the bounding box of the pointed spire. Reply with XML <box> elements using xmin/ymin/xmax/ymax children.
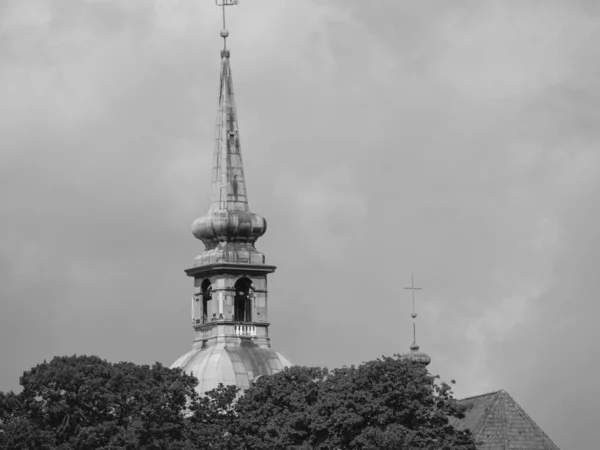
<box><xmin>209</xmin><ymin>50</ymin><xmax>249</xmax><ymax>212</ymax></box>
<box><xmin>190</xmin><ymin>2</ymin><xmax>267</xmax><ymax>267</ymax></box>
<box><xmin>208</xmin><ymin>0</ymin><xmax>247</xmax><ymax>212</ymax></box>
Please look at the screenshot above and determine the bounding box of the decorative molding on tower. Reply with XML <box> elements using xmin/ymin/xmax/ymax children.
<box><xmin>185</xmin><ymin>263</ymin><xmax>276</xmax><ymax>278</ymax></box>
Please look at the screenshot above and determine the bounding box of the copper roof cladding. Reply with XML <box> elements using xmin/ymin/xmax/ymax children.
<box><xmin>190</xmin><ymin>49</ymin><xmax>267</xmax><ymax>267</ymax></box>
<box><xmin>172</xmin><ymin>341</ymin><xmax>291</xmax><ymax>393</ymax></box>
<box><xmin>400</xmin><ymin>340</ymin><xmax>431</xmax><ymax>366</ymax></box>
<box><xmin>209</xmin><ymin>49</ymin><xmax>248</xmax><ymax>213</ymax></box>
<box><xmin>450</xmin><ymin>390</ymin><xmax>560</xmax><ymax>450</ymax></box>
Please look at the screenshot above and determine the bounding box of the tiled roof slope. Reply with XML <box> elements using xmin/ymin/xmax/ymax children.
<box><xmin>450</xmin><ymin>390</ymin><xmax>560</xmax><ymax>450</ymax></box>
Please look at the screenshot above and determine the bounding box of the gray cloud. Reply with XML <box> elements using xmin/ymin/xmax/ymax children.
<box><xmin>1</xmin><ymin>1</ymin><xmax>598</xmax><ymax>448</ymax></box>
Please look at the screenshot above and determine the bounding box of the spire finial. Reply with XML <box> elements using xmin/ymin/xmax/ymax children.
<box><xmin>402</xmin><ymin>274</ymin><xmax>430</xmax><ymax>366</ymax></box>
<box><xmin>216</xmin><ymin>0</ymin><xmax>239</xmax><ymax>52</ymax></box>
<box><xmin>404</xmin><ymin>273</ymin><xmax>422</xmax><ymax>337</ymax></box>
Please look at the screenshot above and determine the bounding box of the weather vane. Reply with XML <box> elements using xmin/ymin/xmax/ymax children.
<box><xmin>216</xmin><ymin>0</ymin><xmax>239</xmax><ymax>51</ymax></box>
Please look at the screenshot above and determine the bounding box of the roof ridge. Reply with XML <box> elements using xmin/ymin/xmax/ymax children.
<box><xmin>458</xmin><ymin>389</ymin><xmax>502</xmax><ymax>401</ymax></box>
<box><xmin>500</xmin><ymin>391</ymin><xmax>561</xmax><ymax>449</ymax></box>
<box><xmin>499</xmin><ymin>389</ymin><xmax>510</xmax><ymax>449</ymax></box>
<box><xmin>472</xmin><ymin>390</ymin><xmax>503</xmax><ymax>440</ymax></box>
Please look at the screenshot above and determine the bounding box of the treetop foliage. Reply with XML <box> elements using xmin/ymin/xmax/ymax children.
<box><xmin>0</xmin><ymin>355</ymin><xmax>476</xmax><ymax>450</ymax></box>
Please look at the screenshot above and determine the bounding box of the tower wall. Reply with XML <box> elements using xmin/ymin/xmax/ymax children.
<box><xmin>192</xmin><ymin>273</ymin><xmax>268</xmax><ymax>323</ymax></box>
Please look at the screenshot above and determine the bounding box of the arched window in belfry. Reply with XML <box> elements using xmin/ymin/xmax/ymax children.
<box><xmin>234</xmin><ymin>278</ymin><xmax>253</xmax><ymax>322</ymax></box>
<box><xmin>201</xmin><ymin>279</ymin><xmax>213</xmax><ymax>323</ymax></box>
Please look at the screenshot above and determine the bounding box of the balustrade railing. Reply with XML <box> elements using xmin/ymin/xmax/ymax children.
<box><xmin>194</xmin><ymin>322</ymin><xmax>259</xmax><ymax>338</ymax></box>
<box><xmin>234</xmin><ymin>325</ymin><xmax>256</xmax><ymax>336</ymax></box>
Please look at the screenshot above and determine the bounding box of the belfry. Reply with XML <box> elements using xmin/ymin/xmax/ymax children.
<box><xmin>171</xmin><ymin>0</ymin><xmax>291</xmax><ymax>395</ymax></box>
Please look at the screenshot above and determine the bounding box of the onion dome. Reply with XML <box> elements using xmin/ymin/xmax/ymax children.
<box><xmin>401</xmin><ymin>339</ymin><xmax>431</xmax><ymax>366</ymax></box>
<box><xmin>190</xmin><ymin>49</ymin><xmax>267</xmax><ymax>267</ymax></box>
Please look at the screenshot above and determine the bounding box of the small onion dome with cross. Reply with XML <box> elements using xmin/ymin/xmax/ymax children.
<box><xmin>400</xmin><ymin>340</ymin><xmax>431</xmax><ymax>366</ymax></box>
<box><xmin>401</xmin><ymin>275</ymin><xmax>430</xmax><ymax>366</ymax></box>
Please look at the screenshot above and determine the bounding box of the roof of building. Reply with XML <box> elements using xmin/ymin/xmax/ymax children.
<box><xmin>400</xmin><ymin>340</ymin><xmax>431</xmax><ymax>366</ymax></box>
<box><xmin>207</xmin><ymin>48</ymin><xmax>248</xmax><ymax>213</ymax></box>
<box><xmin>400</xmin><ymin>322</ymin><xmax>431</xmax><ymax>366</ymax></box>
<box><xmin>450</xmin><ymin>390</ymin><xmax>560</xmax><ymax>450</ymax></box>
<box><xmin>190</xmin><ymin>47</ymin><xmax>267</xmax><ymax>268</ymax></box>
<box><xmin>171</xmin><ymin>341</ymin><xmax>292</xmax><ymax>395</ymax></box>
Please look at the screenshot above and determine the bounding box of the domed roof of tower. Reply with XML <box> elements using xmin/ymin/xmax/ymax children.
<box><xmin>173</xmin><ymin>342</ymin><xmax>291</xmax><ymax>394</ymax></box>
<box><xmin>400</xmin><ymin>339</ymin><xmax>431</xmax><ymax>366</ymax></box>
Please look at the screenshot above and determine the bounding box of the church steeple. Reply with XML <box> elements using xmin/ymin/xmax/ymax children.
<box><xmin>401</xmin><ymin>275</ymin><xmax>431</xmax><ymax>366</ymax></box>
<box><xmin>186</xmin><ymin>5</ymin><xmax>273</xmax><ymax>334</ymax></box>
<box><xmin>190</xmin><ymin>23</ymin><xmax>267</xmax><ymax>268</ymax></box>
<box><xmin>208</xmin><ymin>48</ymin><xmax>248</xmax><ymax>212</ymax></box>
<box><xmin>172</xmin><ymin>1</ymin><xmax>291</xmax><ymax>396</ymax></box>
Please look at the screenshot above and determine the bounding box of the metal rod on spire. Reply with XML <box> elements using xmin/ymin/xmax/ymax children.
<box><xmin>405</xmin><ymin>274</ymin><xmax>423</xmax><ymax>347</ymax></box>
<box><xmin>222</xmin><ymin>4</ymin><xmax>226</xmax><ymax>49</ymax></box>
<box><xmin>401</xmin><ymin>275</ymin><xmax>431</xmax><ymax>365</ymax></box>
<box><xmin>404</xmin><ymin>274</ymin><xmax>422</xmax><ymax>319</ymax></box>
<box><xmin>216</xmin><ymin>0</ymin><xmax>239</xmax><ymax>51</ymax></box>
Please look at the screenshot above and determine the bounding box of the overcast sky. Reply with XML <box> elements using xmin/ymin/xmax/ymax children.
<box><xmin>1</xmin><ymin>0</ymin><xmax>599</xmax><ymax>447</ymax></box>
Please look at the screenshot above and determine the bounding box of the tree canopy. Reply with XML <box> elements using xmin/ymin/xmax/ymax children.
<box><xmin>232</xmin><ymin>357</ymin><xmax>475</xmax><ymax>450</ymax></box>
<box><xmin>0</xmin><ymin>355</ymin><xmax>476</xmax><ymax>450</ymax></box>
<box><xmin>0</xmin><ymin>355</ymin><xmax>199</xmax><ymax>449</ymax></box>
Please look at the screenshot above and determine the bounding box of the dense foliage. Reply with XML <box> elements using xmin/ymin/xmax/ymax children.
<box><xmin>0</xmin><ymin>355</ymin><xmax>476</xmax><ymax>449</ymax></box>
<box><xmin>232</xmin><ymin>358</ymin><xmax>475</xmax><ymax>450</ymax></box>
<box><xmin>0</xmin><ymin>355</ymin><xmax>200</xmax><ymax>449</ymax></box>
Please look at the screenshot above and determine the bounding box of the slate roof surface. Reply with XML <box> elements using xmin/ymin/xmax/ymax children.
<box><xmin>450</xmin><ymin>390</ymin><xmax>560</xmax><ymax>450</ymax></box>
